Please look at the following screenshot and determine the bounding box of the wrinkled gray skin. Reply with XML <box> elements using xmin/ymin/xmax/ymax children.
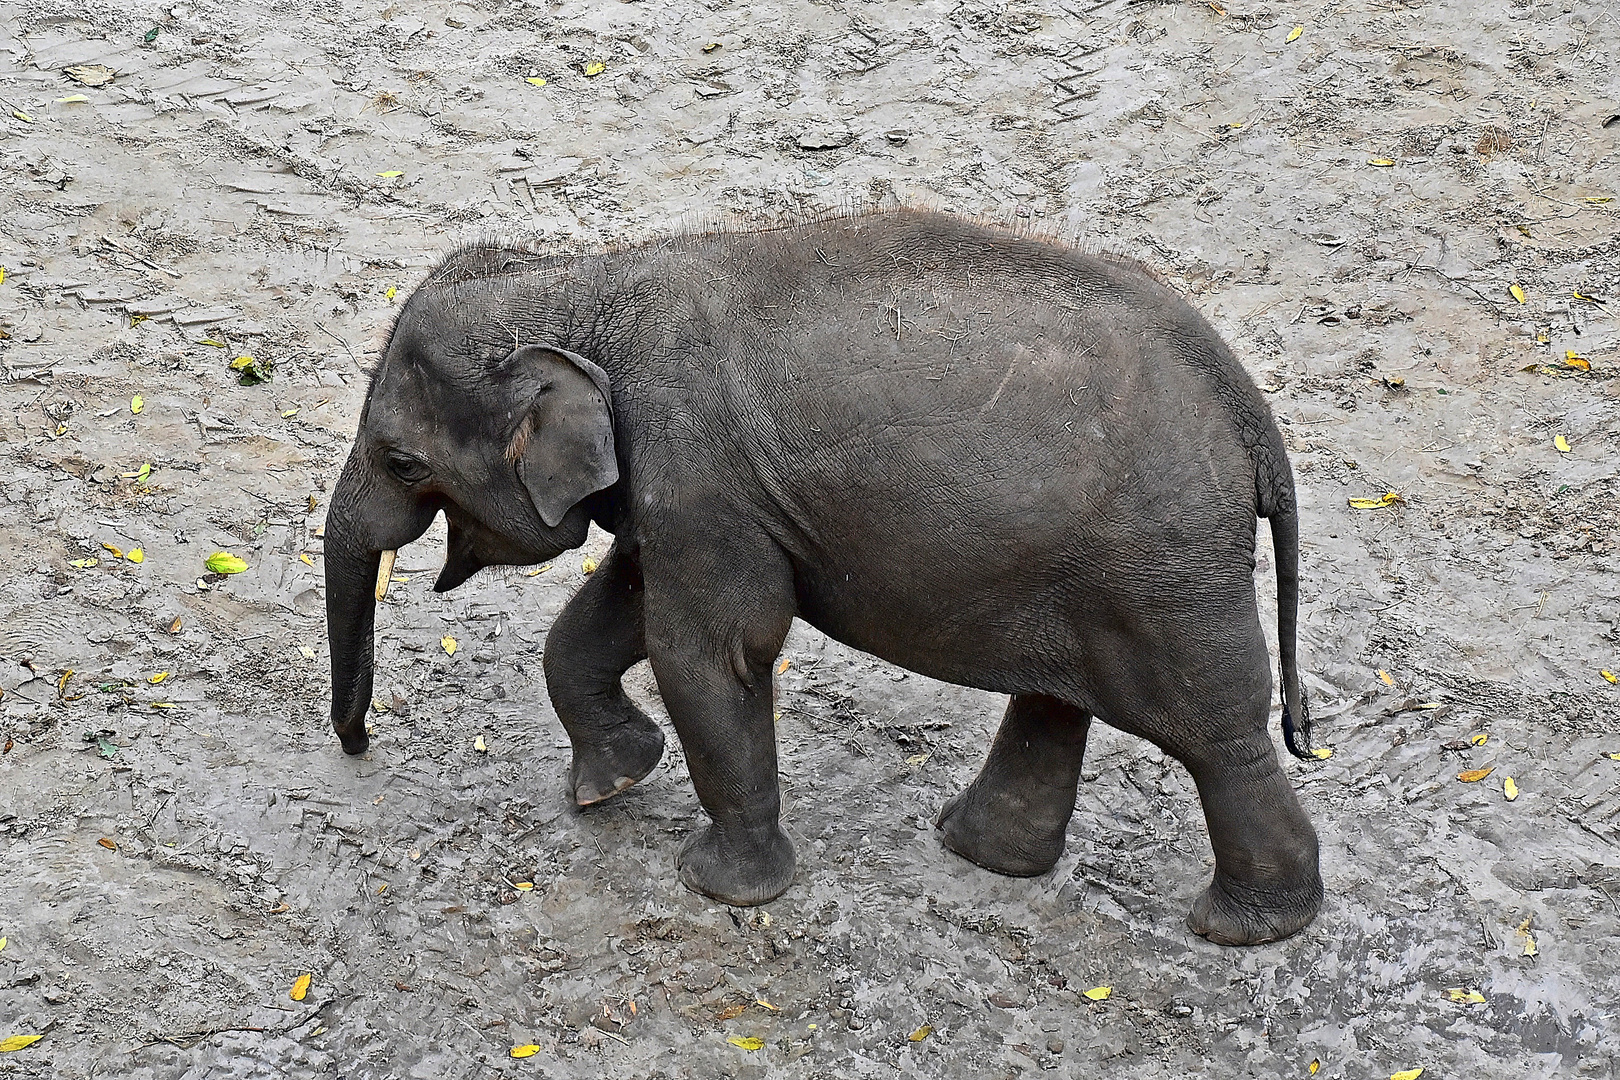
<box><xmin>325</xmin><ymin>210</ymin><xmax>1322</xmax><ymax>946</ymax></box>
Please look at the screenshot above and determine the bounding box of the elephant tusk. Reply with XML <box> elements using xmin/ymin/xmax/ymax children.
<box><xmin>374</xmin><ymin>549</ymin><xmax>397</xmax><ymax>602</ymax></box>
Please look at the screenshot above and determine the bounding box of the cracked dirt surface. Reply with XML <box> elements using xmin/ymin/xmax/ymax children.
<box><xmin>1</xmin><ymin>0</ymin><xmax>1619</xmax><ymax>1077</ymax></box>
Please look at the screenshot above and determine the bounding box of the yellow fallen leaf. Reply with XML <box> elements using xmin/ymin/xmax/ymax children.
<box><xmin>716</xmin><ymin>1003</ymin><xmax>748</xmax><ymax>1021</ymax></box>
<box><xmin>511</xmin><ymin>1044</ymin><xmax>541</xmax><ymax>1058</ymax></box>
<box><xmin>513</xmin><ymin>881</ymin><xmax>533</xmax><ymax>890</ymax></box>
<box><xmin>1084</xmin><ymin>986</ymin><xmax>1111</xmax><ymax>1001</ymax></box>
<box><xmin>1311</xmin><ymin>747</ymin><xmax>1333</xmax><ymax>760</ymax></box>
<box><xmin>1564</xmin><ymin>352</ymin><xmax>1591</xmax><ymax>371</ymax></box>
<box><xmin>727</xmin><ymin>1036</ymin><xmax>764</xmax><ymax>1050</ymax></box>
<box><xmin>1604</xmin><ymin>752</ymin><xmax>1620</xmax><ymax>761</ymax></box>
<box><xmin>150</xmin><ymin>672</ymin><xmax>170</xmax><ymax>684</ymax></box>
<box><xmin>58</xmin><ymin>669</ymin><xmax>73</xmax><ymax>694</ymax></box>
<box><xmin>1286</xmin><ymin>25</ymin><xmax>1303</xmax><ymax>43</ymax></box>
<box><xmin>1602</xmin><ymin>670</ymin><xmax>1616</xmax><ymax>684</ymax></box>
<box><xmin>776</xmin><ymin>658</ymin><xmax>790</xmax><ymax>674</ymax></box>
<box><xmin>1391</xmin><ymin>1070</ymin><xmax>1424</xmax><ymax>1080</ymax></box>
<box><xmin>97</xmin><ymin>837</ymin><xmax>117</xmax><ymax>850</ymax></box>
<box><xmin>281</xmin><ymin>407</ymin><xmax>299</xmax><ymax>418</ymax></box>
<box><xmin>905</xmin><ymin>753</ymin><xmax>929</xmax><ymax>766</ymax></box>
<box><xmin>1584</xmin><ymin>196</ymin><xmax>1613</xmax><ymax>203</ymax></box>
<box><xmin>1443</xmin><ymin>987</ymin><xmax>1485</xmax><ymax>1004</ymax></box>
<box><xmin>290</xmin><ymin>973</ymin><xmax>311</xmax><ymax>1001</ymax></box>
<box><xmin>442</xmin><ymin>636</ymin><xmax>458</xmax><ymax>656</ymax></box>
<box><xmin>229</xmin><ymin>354</ymin><xmax>257</xmax><ymax>370</ymax></box>
<box><xmin>376</xmin><ymin>170</ymin><xmax>404</xmax><ymax>178</ymax></box>
<box><xmin>0</xmin><ymin>937</ymin><xmax>6</xmax><ymax>951</ymax></box>
<box><xmin>582</xmin><ymin>557</ymin><xmax>598</xmax><ymax>574</ymax></box>
<box><xmin>524</xmin><ymin>563</ymin><xmax>552</xmax><ymax>576</ymax></box>
<box><xmin>1523</xmin><ymin>932</ymin><xmax>1537</xmax><ymax>957</ymax></box>
<box><xmin>102</xmin><ymin>542</ymin><xmax>125</xmax><ymax>559</ymax></box>
<box><xmin>1457</xmin><ymin>767</ymin><xmax>1494</xmax><ymax>783</ymax></box>
<box><xmin>1368</xmin><ymin>157</ymin><xmax>1395</xmax><ymax>167</ymax></box>
<box><xmin>474</xmin><ymin>734</ymin><xmax>487</xmax><ymax>752</ymax></box>
<box><xmin>1554</xmin><ymin>434</ymin><xmax>1571</xmax><ymax>453</ymax></box>
<box><xmin>127</xmin><ymin>548</ymin><xmax>144</xmax><ymax>563</ymax></box>
<box><xmin>69</xmin><ymin>557</ymin><xmax>98</xmax><ymax>569</ymax></box>
<box><xmin>1510</xmin><ymin>283</ymin><xmax>1526</xmax><ymax>303</ymax></box>
<box><xmin>524</xmin><ymin>76</ymin><xmax>547</xmax><ymax>87</ymax></box>
<box><xmin>206</xmin><ymin>552</ymin><xmax>248</xmax><ymax>574</ymax></box>
<box><xmin>131</xmin><ymin>394</ymin><xmax>143</xmax><ymax>414</ymax></box>
<box><xmin>58</xmin><ymin>94</ymin><xmax>90</xmax><ymax>103</ymax></box>
<box><xmin>151</xmin><ymin>702</ymin><xmax>174</xmax><ymax>709</ymax></box>
<box><xmin>755</xmin><ymin>998</ymin><xmax>778</xmax><ymax>1010</ymax></box>
<box><xmin>300</xmin><ymin>553</ymin><xmax>315</xmax><ymax>567</ymax></box>
<box><xmin>1377</xmin><ymin>669</ymin><xmax>1395</xmax><ymax>686</ymax></box>
<box><xmin>1503</xmin><ymin>776</ymin><xmax>1519</xmax><ymax>801</ymax></box>
<box><xmin>1470</xmin><ymin>733</ymin><xmax>1488</xmax><ymax>746</ymax></box>
<box><xmin>0</xmin><ymin>1035</ymin><xmax>43</xmax><ymax>1052</ymax></box>
<box><xmin>12</xmin><ymin>110</ymin><xmax>33</xmax><ymax>123</ymax></box>
<box><xmin>584</xmin><ymin>61</ymin><xmax>606</xmax><ymax>77</ymax></box>
<box><xmin>1309</xmin><ymin>1061</ymin><xmax>1320</xmax><ymax>1075</ymax></box>
<box><xmin>908</xmin><ymin>1024</ymin><xmax>933</xmax><ymax>1042</ymax></box>
<box><xmin>1348</xmin><ymin>491</ymin><xmax>1402</xmax><ymax>509</ymax></box>
<box><xmin>200</xmin><ymin>338</ymin><xmax>226</xmax><ymax>347</ymax></box>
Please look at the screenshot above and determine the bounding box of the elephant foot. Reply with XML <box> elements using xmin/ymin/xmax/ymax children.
<box><xmin>1187</xmin><ymin>870</ymin><xmax>1323</xmax><ymax>946</ymax></box>
<box><xmin>934</xmin><ymin>783</ymin><xmax>1068</xmax><ymax>878</ymax></box>
<box><xmin>676</xmin><ymin>822</ymin><xmax>795</xmax><ymax>907</ymax></box>
<box><xmin>568</xmin><ymin>712</ymin><xmax>665</xmax><ymax>807</ymax></box>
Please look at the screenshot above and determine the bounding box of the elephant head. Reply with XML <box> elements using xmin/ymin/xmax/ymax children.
<box><xmin>323</xmin><ymin>303</ymin><xmax>618</xmax><ymax>754</ymax></box>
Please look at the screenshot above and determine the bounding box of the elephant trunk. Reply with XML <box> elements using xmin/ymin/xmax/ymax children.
<box><xmin>325</xmin><ymin>512</ymin><xmax>382</xmax><ymax>755</ymax></box>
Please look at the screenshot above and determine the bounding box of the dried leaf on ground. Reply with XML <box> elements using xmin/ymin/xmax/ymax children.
<box><xmin>908</xmin><ymin>1024</ymin><xmax>933</xmax><ymax>1042</ymax></box>
<box><xmin>474</xmin><ymin>734</ymin><xmax>486</xmax><ymax>752</ymax></box>
<box><xmin>1377</xmin><ymin>669</ymin><xmax>1395</xmax><ymax>686</ymax></box>
<box><xmin>376</xmin><ymin>170</ymin><xmax>404</xmax><ymax>178</ymax></box>
<box><xmin>150</xmin><ymin>672</ymin><xmax>169</xmax><ymax>683</ymax></box>
<box><xmin>584</xmin><ymin>61</ymin><xmax>606</xmax><ymax>76</ymax></box>
<box><xmin>1390</xmin><ymin>1070</ymin><xmax>1424</xmax><ymax>1080</ymax></box>
<box><xmin>1311</xmin><ymin>747</ymin><xmax>1333</xmax><ymax>760</ymax></box>
<box><xmin>127</xmin><ymin>548</ymin><xmax>144</xmax><ymax>563</ymax></box>
<box><xmin>442</xmin><ymin>636</ymin><xmax>458</xmax><ymax>656</ymax></box>
<box><xmin>290</xmin><ymin>973</ymin><xmax>311</xmax><ymax>1001</ymax></box>
<box><xmin>1286</xmin><ymin>25</ymin><xmax>1303</xmax><ymax>43</ymax></box>
<box><xmin>1503</xmin><ymin>776</ymin><xmax>1519</xmax><ymax>801</ymax></box>
<box><xmin>1348</xmin><ymin>492</ymin><xmax>1402</xmax><ymax>509</ymax></box>
<box><xmin>97</xmin><ymin>837</ymin><xmax>116</xmax><ymax>850</ymax></box>
<box><xmin>1457</xmin><ymin>767</ymin><xmax>1494</xmax><ymax>782</ymax></box>
<box><xmin>1443</xmin><ymin>987</ymin><xmax>1485</xmax><ymax>1004</ymax></box>
<box><xmin>510</xmin><ymin>1044</ymin><xmax>540</xmax><ymax>1058</ymax></box>
<box><xmin>717</xmin><ymin>1003</ymin><xmax>748</xmax><ymax>1020</ymax></box>
<box><xmin>524</xmin><ymin>76</ymin><xmax>547</xmax><ymax>87</ymax></box>
<box><xmin>1554</xmin><ymin>435</ymin><xmax>1571</xmax><ymax>453</ymax></box>
<box><xmin>582</xmin><ymin>557</ymin><xmax>599</xmax><ymax>574</ymax></box>
<box><xmin>0</xmin><ymin>1035</ymin><xmax>43</xmax><ymax>1053</ymax></box>
<box><xmin>102</xmin><ymin>543</ymin><xmax>124</xmax><ymax>559</ymax></box>
<box><xmin>1470</xmin><ymin>732</ymin><xmax>1488</xmax><ymax>746</ymax></box>
<box><xmin>1368</xmin><ymin>157</ymin><xmax>1395</xmax><ymax>166</ymax></box>
<box><xmin>727</xmin><ymin>1036</ymin><xmax>764</xmax><ymax>1050</ymax></box>
<box><xmin>1083</xmin><ymin>986</ymin><xmax>1111</xmax><ymax>1001</ymax></box>
<box><xmin>130</xmin><ymin>394</ymin><xmax>143</xmax><ymax>414</ymax></box>
<box><xmin>1601</xmin><ymin>670</ymin><xmax>1616</xmax><ymax>684</ymax></box>
<box><xmin>65</xmin><ymin>63</ymin><xmax>115</xmax><ymax>86</ymax></box>
<box><xmin>1509</xmin><ymin>283</ymin><xmax>1526</xmax><ymax>303</ymax></box>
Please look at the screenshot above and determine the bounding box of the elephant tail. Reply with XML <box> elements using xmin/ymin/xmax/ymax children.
<box><xmin>1269</xmin><ymin>508</ymin><xmax>1313</xmax><ymax>760</ymax></box>
<box><xmin>1256</xmin><ymin>424</ymin><xmax>1313</xmax><ymax>761</ymax></box>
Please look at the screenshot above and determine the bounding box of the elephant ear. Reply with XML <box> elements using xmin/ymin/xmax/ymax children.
<box><xmin>503</xmin><ymin>345</ymin><xmax>618</xmax><ymax>528</ymax></box>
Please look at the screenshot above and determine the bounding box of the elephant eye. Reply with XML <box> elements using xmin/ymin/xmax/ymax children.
<box><xmin>385</xmin><ymin>451</ymin><xmax>430</xmax><ymax>484</ymax></box>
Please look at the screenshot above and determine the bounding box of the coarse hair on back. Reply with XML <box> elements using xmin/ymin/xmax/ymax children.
<box><xmin>414</xmin><ymin>198</ymin><xmax>1185</xmax><ymax>300</ymax></box>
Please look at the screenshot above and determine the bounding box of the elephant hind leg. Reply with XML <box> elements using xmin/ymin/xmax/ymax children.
<box><xmin>936</xmin><ymin>693</ymin><xmax>1090</xmax><ymax>877</ymax></box>
<box><xmin>1093</xmin><ymin>626</ymin><xmax>1322</xmax><ymax>946</ymax></box>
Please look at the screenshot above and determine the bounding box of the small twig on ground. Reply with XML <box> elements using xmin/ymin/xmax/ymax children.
<box><xmin>101</xmin><ymin>235</ymin><xmax>181</xmax><ymax>279</ymax></box>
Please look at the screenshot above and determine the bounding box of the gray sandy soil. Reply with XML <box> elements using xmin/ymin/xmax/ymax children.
<box><xmin>2</xmin><ymin>0</ymin><xmax>1618</xmax><ymax>1077</ymax></box>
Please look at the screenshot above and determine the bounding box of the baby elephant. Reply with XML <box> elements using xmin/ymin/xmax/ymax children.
<box><xmin>324</xmin><ymin>209</ymin><xmax>1322</xmax><ymax>946</ymax></box>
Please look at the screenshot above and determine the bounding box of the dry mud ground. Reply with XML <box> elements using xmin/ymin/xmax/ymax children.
<box><xmin>1</xmin><ymin>0</ymin><xmax>1619</xmax><ymax>1077</ymax></box>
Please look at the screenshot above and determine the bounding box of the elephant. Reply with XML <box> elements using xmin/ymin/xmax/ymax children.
<box><xmin>323</xmin><ymin>208</ymin><xmax>1322</xmax><ymax>946</ymax></box>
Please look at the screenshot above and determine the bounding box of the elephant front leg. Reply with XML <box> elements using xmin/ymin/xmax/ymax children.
<box><xmin>644</xmin><ymin>556</ymin><xmax>797</xmax><ymax>907</ymax></box>
<box><xmin>936</xmin><ymin>694</ymin><xmax>1090</xmax><ymax>876</ymax></box>
<box><xmin>543</xmin><ymin>543</ymin><xmax>665</xmax><ymax>806</ymax></box>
